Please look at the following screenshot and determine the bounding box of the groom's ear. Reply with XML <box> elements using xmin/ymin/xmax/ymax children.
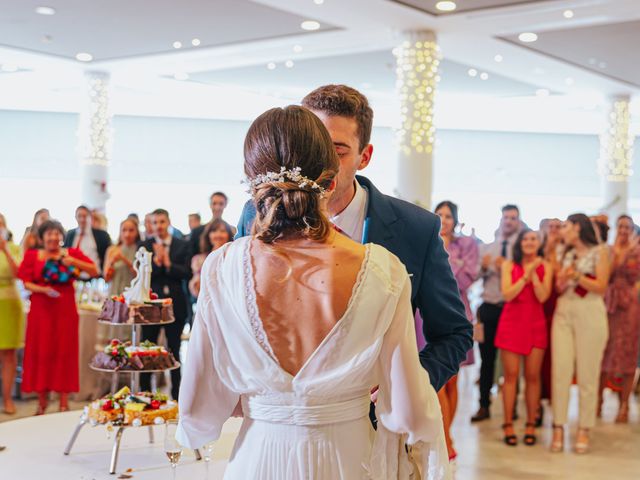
<box><xmin>358</xmin><ymin>144</ymin><xmax>373</xmax><ymax>171</ymax></box>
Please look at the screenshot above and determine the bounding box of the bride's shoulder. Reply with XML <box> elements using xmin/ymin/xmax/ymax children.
<box><xmin>366</xmin><ymin>243</ymin><xmax>410</xmax><ymax>291</ymax></box>
<box><xmin>200</xmin><ymin>240</ymin><xmax>243</xmax><ymax>274</ymax></box>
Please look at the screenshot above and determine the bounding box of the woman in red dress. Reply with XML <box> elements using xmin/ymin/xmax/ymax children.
<box><xmin>495</xmin><ymin>229</ymin><xmax>552</xmax><ymax>446</ymax></box>
<box><xmin>18</xmin><ymin>220</ymin><xmax>98</xmax><ymax>414</ymax></box>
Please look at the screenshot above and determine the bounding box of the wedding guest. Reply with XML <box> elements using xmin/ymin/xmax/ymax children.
<box><xmin>472</xmin><ymin>204</ymin><xmax>521</xmax><ymax>422</ymax></box>
<box><xmin>140</xmin><ymin>209</ymin><xmax>192</xmax><ymax>400</ymax></box>
<box><xmin>64</xmin><ymin>205</ymin><xmax>111</xmax><ymax>274</ymax></box>
<box><xmin>237</xmin><ymin>85</ymin><xmax>472</xmax><ymax>396</ymax></box>
<box><xmin>552</xmin><ymin>213</ymin><xmax>609</xmax><ymax>454</ymax></box>
<box><xmin>91</xmin><ymin>209</ymin><xmax>108</xmax><ymax>231</ymax></box>
<box><xmin>20</xmin><ymin>208</ymin><xmax>49</xmax><ymax>251</ymax></box>
<box><xmin>189</xmin><ymin>192</ymin><xmax>236</xmax><ymax>255</ymax></box>
<box><xmin>19</xmin><ymin>220</ymin><xmax>98</xmax><ymax>414</ymax></box>
<box><xmin>600</xmin><ymin>214</ymin><xmax>640</xmax><ymax>423</ymax></box>
<box><xmin>103</xmin><ymin>218</ymin><xmax>141</xmax><ymax>296</ymax></box>
<box><xmin>141</xmin><ymin>213</ymin><xmax>154</xmax><ymax>241</ymax></box>
<box><xmin>433</xmin><ymin>200</ymin><xmax>478</xmax><ymax>460</ymax></box>
<box><xmin>188</xmin><ymin>213</ymin><xmax>201</xmax><ymax>232</ymax></box>
<box><xmin>189</xmin><ymin>219</ymin><xmax>234</xmax><ymax>298</ymax></box>
<box><xmin>0</xmin><ymin>214</ymin><xmax>24</xmax><ymax>415</ymax></box>
<box><xmin>496</xmin><ymin>229</ymin><xmax>552</xmax><ymax>446</ymax></box>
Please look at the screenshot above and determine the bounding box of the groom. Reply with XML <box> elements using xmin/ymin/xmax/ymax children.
<box><xmin>236</xmin><ymin>84</ymin><xmax>472</xmax><ymax>391</ymax></box>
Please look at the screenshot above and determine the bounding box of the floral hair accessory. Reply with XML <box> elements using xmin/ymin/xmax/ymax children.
<box><xmin>244</xmin><ymin>166</ymin><xmax>326</xmax><ymax>197</ymax></box>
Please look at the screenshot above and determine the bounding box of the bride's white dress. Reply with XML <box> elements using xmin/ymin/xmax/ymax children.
<box><xmin>176</xmin><ymin>237</ymin><xmax>449</xmax><ymax>479</ymax></box>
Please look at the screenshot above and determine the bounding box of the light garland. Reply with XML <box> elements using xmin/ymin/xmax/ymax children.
<box><xmin>78</xmin><ymin>71</ymin><xmax>112</xmax><ymax>167</ymax></box>
<box><xmin>393</xmin><ymin>35</ymin><xmax>441</xmax><ymax>156</ymax></box>
<box><xmin>598</xmin><ymin>99</ymin><xmax>635</xmax><ymax>182</ymax></box>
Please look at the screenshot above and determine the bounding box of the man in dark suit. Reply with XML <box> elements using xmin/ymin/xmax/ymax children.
<box><xmin>236</xmin><ymin>85</ymin><xmax>472</xmax><ymax>393</ymax></box>
<box><xmin>64</xmin><ymin>205</ymin><xmax>111</xmax><ymax>274</ymax></box>
<box><xmin>139</xmin><ymin>208</ymin><xmax>192</xmax><ymax>400</ymax></box>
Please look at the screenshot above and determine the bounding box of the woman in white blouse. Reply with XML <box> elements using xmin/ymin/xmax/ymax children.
<box><xmin>176</xmin><ymin>106</ymin><xmax>448</xmax><ymax>479</ymax></box>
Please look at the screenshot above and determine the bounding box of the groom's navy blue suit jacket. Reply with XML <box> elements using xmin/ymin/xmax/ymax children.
<box><xmin>236</xmin><ymin>175</ymin><xmax>473</xmax><ymax>391</ymax></box>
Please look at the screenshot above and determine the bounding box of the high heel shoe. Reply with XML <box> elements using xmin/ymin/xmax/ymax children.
<box><xmin>523</xmin><ymin>423</ymin><xmax>537</xmax><ymax>446</ymax></box>
<box><xmin>550</xmin><ymin>425</ymin><xmax>564</xmax><ymax>453</ymax></box>
<box><xmin>575</xmin><ymin>428</ymin><xmax>590</xmax><ymax>454</ymax></box>
<box><xmin>34</xmin><ymin>404</ymin><xmax>47</xmax><ymax>416</ymax></box>
<box><xmin>502</xmin><ymin>423</ymin><xmax>518</xmax><ymax>446</ymax></box>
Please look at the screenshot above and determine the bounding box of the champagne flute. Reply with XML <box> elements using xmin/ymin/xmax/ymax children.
<box><xmin>202</xmin><ymin>442</ymin><xmax>214</xmax><ymax>479</ymax></box>
<box><xmin>164</xmin><ymin>420</ymin><xmax>182</xmax><ymax>480</ymax></box>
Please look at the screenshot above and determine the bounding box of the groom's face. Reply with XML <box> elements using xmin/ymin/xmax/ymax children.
<box><xmin>310</xmin><ymin>111</ymin><xmax>372</xmax><ymax>206</ymax></box>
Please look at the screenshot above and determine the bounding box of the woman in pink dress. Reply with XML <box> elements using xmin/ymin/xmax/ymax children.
<box><xmin>495</xmin><ymin>229</ymin><xmax>552</xmax><ymax>446</ymax></box>
<box><xmin>434</xmin><ymin>200</ymin><xmax>478</xmax><ymax>461</ymax></box>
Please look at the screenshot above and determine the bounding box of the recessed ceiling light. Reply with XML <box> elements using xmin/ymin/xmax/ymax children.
<box><xmin>301</xmin><ymin>20</ymin><xmax>321</xmax><ymax>31</ymax></box>
<box><xmin>293</xmin><ymin>45</ymin><xmax>303</xmax><ymax>53</ymax></box>
<box><xmin>35</xmin><ymin>6</ymin><xmax>56</xmax><ymax>15</ymax></box>
<box><xmin>191</xmin><ymin>38</ymin><xmax>201</xmax><ymax>47</ymax></box>
<box><xmin>480</xmin><ymin>72</ymin><xmax>489</xmax><ymax>80</ymax></box>
<box><xmin>313</xmin><ymin>0</ymin><xmax>325</xmax><ymax>4</ymax></box>
<box><xmin>598</xmin><ymin>61</ymin><xmax>607</xmax><ymax>69</ymax></box>
<box><xmin>1</xmin><ymin>64</ymin><xmax>18</xmax><ymax>72</ymax></box>
<box><xmin>174</xmin><ymin>72</ymin><xmax>189</xmax><ymax>81</ymax></box>
<box><xmin>173</xmin><ymin>41</ymin><xmax>182</xmax><ymax>49</ymax></box>
<box><xmin>518</xmin><ymin>32</ymin><xmax>538</xmax><ymax>43</ymax></box>
<box><xmin>267</xmin><ymin>62</ymin><xmax>276</xmax><ymax>70</ymax></box>
<box><xmin>563</xmin><ymin>10</ymin><xmax>574</xmax><ymax>19</ymax></box>
<box><xmin>285</xmin><ymin>60</ymin><xmax>294</xmax><ymax>68</ymax></box>
<box><xmin>41</xmin><ymin>34</ymin><xmax>53</xmax><ymax>44</ymax></box>
<box><xmin>565</xmin><ymin>77</ymin><xmax>575</xmax><ymax>86</ymax></box>
<box><xmin>467</xmin><ymin>68</ymin><xmax>477</xmax><ymax>77</ymax></box>
<box><xmin>536</xmin><ymin>88</ymin><xmax>550</xmax><ymax>97</ymax></box>
<box><xmin>494</xmin><ymin>54</ymin><xmax>503</xmax><ymax>63</ymax></box>
<box><xmin>436</xmin><ymin>1</ymin><xmax>457</xmax><ymax>12</ymax></box>
<box><xmin>75</xmin><ymin>52</ymin><xmax>93</xmax><ymax>62</ymax></box>
<box><xmin>588</xmin><ymin>57</ymin><xmax>597</xmax><ymax>65</ymax></box>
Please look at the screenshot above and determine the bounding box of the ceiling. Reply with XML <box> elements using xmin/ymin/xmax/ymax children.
<box><xmin>190</xmin><ymin>50</ymin><xmax>545</xmax><ymax>99</ymax></box>
<box><xmin>0</xmin><ymin>0</ymin><xmax>335</xmax><ymax>61</ymax></box>
<box><xmin>391</xmin><ymin>0</ymin><xmax>549</xmax><ymax>16</ymax></box>
<box><xmin>501</xmin><ymin>19</ymin><xmax>640</xmax><ymax>89</ymax></box>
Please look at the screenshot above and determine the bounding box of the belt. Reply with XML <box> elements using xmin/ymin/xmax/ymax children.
<box><xmin>242</xmin><ymin>394</ymin><xmax>370</xmax><ymax>426</ymax></box>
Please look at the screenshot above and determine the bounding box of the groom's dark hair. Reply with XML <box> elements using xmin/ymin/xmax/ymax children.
<box><xmin>302</xmin><ymin>84</ymin><xmax>373</xmax><ymax>152</ymax></box>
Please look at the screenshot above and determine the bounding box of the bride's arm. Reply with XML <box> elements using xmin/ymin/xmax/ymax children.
<box><xmin>176</xmin><ymin>260</ymin><xmax>239</xmax><ymax>449</ymax></box>
<box><xmin>375</xmin><ymin>274</ymin><xmax>445</xmax><ymax>445</ymax></box>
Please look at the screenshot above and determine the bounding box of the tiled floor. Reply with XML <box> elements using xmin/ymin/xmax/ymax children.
<box><xmin>2</xmin><ymin>366</ymin><xmax>639</xmax><ymax>479</ymax></box>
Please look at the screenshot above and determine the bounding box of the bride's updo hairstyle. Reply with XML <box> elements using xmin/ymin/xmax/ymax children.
<box><xmin>244</xmin><ymin>106</ymin><xmax>339</xmax><ymax>244</ymax></box>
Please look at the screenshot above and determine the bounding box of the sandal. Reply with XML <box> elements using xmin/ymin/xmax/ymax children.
<box><xmin>502</xmin><ymin>423</ymin><xmax>518</xmax><ymax>446</ymax></box>
<box><xmin>575</xmin><ymin>428</ymin><xmax>590</xmax><ymax>454</ymax></box>
<box><xmin>523</xmin><ymin>422</ymin><xmax>537</xmax><ymax>446</ymax></box>
<box><xmin>550</xmin><ymin>424</ymin><xmax>564</xmax><ymax>453</ymax></box>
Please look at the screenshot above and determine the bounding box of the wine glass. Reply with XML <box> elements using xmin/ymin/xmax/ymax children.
<box><xmin>202</xmin><ymin>442</ymin><xmax>214</xmax><ymax>478</ymax></box>
<box><xmin>164</xmin><ymin>420</ymin><xmax>182</xmax><ymax>479</ymax></box>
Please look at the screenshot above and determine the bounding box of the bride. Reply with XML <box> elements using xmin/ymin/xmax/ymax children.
<box><xmin>176</xmin><ymin>106</ymin><xmax>449</xmax><ymax>479</ymax></box>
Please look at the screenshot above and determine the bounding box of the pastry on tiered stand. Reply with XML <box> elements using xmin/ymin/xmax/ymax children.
<box><xmin>91</xmin><ymin>339</ymin><xmax>178</xmax><ymax>371</ymax></box>
<box><xmin>99</xmin><ymin>294</ymin><xmax>174</xmax><ymax>324</ymax></box>
<box><xmin>87</xmin><ymin>386</ymin><xmax>178</xmax><ymax>426</ymax></box>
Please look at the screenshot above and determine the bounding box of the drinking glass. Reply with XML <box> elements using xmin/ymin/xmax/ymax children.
<box><xmin>164</xmin><ymin>420</ymin><xmax>182</xmax><ymax>479</ymax></box>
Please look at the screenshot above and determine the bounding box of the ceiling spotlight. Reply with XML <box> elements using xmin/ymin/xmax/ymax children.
<box><xmin>313</xmin><ymin>0</ymin><xmax>325</xmax><ymax>4</ymax></box>
<box><xmin>41</xmin><ymin>34</ymin><xmax>53</xmax><ymax>44</ymax></box>
<box><xmin>174</xmin><ymin>73</ymin><xmax>189</xmax><ymax>81</ymax></box>
<box><xmin>435</xmin><ymin>1</ymin><xmax>457</xmax><ymax>12</ymax></box>
<box><xmin>75</xmin><ymin>52</ymin><xmax>93</xmax><ymax>62</ymax></box>
<box><xmin>173</xmin><ymin>41</ymin><xmax>182</xmax><ymax>49</ymax></box>
<box><xmin>565</xmin><ymin>77</ymin><xmax>575</xmax><ymax>86</ymax></box>
<box><xmin>494</xmin><ymin>54</ymin><xmax>503</xmax><ymax>63</ymax></box>
<box><xmin>518</xmin><ymin>32</ymin><xmax>538</xmax><ymax>43</ymax></box>
<box><xmin>267</xmin><ymin>62</ymin><xmax>276</xmax><ymax>70</ymax></box>
<box><xmin>467</xmin><ymin>68</ymin><xmax>478</xmax><ymax>77</ymax></box>
<box><xmin>598</xmin><ymin>61</ymin><xmax>607</xmax><ymax>69</ymax></box>
<box><xmin>293</xmin><ymin>44</ymin><xmax>303</xmax><ymax>53</ymax></box>
<box><xmin>480</xmin><ymin>72</ymin><xmax>489</xmax><ymax>80</ymax></box>
<box><xmin>301</xmin><ymin>20</ymin><xmax>321</xmax><ymax>31</ymax></box>
<box><xmin>191</xmin><ymin>38</ymin><xmax>201</xmax><ymax>47</ymax></box>
<box><xmin>35</xmin><ymin>6</ymin><xmax>56</xmax><ymax>15</ymax></box>
<box><xmin>563</xmin><ymin>10</ymin><xmax>574</xmax><ymax>19</ymax></box>
<box><xmin>536</xmin><ymin>88</ymin><xmax>550</xmax><ymax>97</ymax></box>
<box><xmin>285</xmin><ymin>60</ymin><xmax>294</xmax><ymax>68</ymax></box>
<box><xmin>1</xmin><ymin>64</ymin><xmax>18</xmax><ymax>72</ymax></box>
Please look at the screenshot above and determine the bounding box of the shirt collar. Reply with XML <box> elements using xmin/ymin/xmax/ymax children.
<box><xmin>331</xmin><ymin>180</ymin><xmax>367</xmax><ymax>224</ymax></box>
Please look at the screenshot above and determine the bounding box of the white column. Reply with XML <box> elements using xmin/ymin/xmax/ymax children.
<box><xmin>78</xmin><ymin>71</ymin><xmax>112</xmax><ymax>212</ymax></box>
<box><xmin>393</xmin><ymin>31</ymin><xmax>440</xmax><ymax>210</ymax></box>
<box><xmin>598</xmin><ymin>95</ymin><xmax>634</xmax><ymax>223</ymax></box>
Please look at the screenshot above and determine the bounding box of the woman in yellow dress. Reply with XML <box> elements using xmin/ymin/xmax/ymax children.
<box><xmin>0</xmin><ymin>213</ymin><xmax>24</xmax><ymax>414</ymax></box>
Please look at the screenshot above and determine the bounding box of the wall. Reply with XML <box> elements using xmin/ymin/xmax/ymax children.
<box><xmin>1</xmin><ymin>109</ymin><xmax>639</xmax><ymax>242</ymax></box>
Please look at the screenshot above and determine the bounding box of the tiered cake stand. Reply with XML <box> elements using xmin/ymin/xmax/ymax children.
<box><xmin>63</xmin><ymin>318</ymin><xmax>200</xmax><ymax>474</ymax></box>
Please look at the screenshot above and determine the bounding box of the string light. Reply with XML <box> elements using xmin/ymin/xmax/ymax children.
<box><xmin>393</xmin><ymin>36</ymin><xmax>441</xmax><ymax>157</ymax></box>
<box><xmin>78</xmin><ymin>72</ymin><xmax>112</xmax><ymax>167</ymax></box>
<box><xmin>598</xmin><ymin>99</ymin><xmax>634</xmax><ymax>181</ymax></box>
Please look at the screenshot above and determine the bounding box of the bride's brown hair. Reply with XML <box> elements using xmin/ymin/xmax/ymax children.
<box><xmin>244</xmin><ymin>106</ymin><xmax>339</xmax><ymax>244</ymax></box>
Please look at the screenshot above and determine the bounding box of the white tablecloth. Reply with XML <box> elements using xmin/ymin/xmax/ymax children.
<box><xmin>0</xmin><ymin>411</ymin><xmax>242</xmax><ymax>479</ymax></box>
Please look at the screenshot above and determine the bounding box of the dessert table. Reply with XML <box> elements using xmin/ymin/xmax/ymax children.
<box><xmin>0</xmin><ymin>411</ymin><xmax>242</xmax><ymax>479</ymax></box>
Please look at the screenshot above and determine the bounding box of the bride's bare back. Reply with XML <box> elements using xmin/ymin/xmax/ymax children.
<box><xmin>250</xmin><ymin>232</ymin><xmax>366</xmax><ymax>377</ymax></box>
